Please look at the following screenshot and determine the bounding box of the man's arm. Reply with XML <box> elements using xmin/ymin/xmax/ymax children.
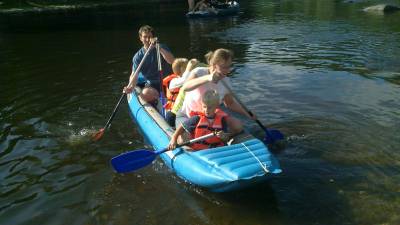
<box><xmin>160</xmin><ymin>45</ymin><xmax>175</xmax><ymax>64</ymax></box>
<box><xmin>128</xmin><ymin>68</ymin><xmax>139</xmax><ymax>88</ymax></box>
<box><xmin>124</xmin><ymin>55</ymin><xmax>141</xmax><ymax>93</ymax></box>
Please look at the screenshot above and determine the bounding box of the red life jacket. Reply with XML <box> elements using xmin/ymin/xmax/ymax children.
<box><xmin>162</xmin><ymin>74</ymin><xmax>180</xmax><ymax>110</ymax></box>
<box><xmin>190</xmin><ymin>109</ymin><xmax>228</xmax><ymax>150</ymax></box>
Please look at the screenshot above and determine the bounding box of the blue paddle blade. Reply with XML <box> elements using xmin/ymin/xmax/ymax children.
<box><xmin>263</xmin><ymin>129</ymin><xmax>285</xmax><ymax>144</ymax></box>
<box><xmin>111</xmin><ymin>150</ymin><xmax>157</xmax><ymax>173</ymax></box>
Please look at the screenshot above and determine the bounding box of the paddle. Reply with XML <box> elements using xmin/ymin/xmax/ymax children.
<box><xmin>156</xmin><ymin>42</ymin><xmax>166</xmax><ymax>116</ymax></box>
<box><xmin>92</xmin><ymin>93</ymin><xmax>126</xmax><ymax>141</ymax></box>
<box><xmin>92</xmin><ymin>42</ymin><xmax>155</xmax><ymax>141</ymax></box>
<box><xmin>111</xmin><ymin>132</ymin><xmax>216</xmax><ymax>173</ymax></box>
<box><xmin>220</xmin><ymin>79</ymin><xmax>284</xmax><ymax>144</ymax></box>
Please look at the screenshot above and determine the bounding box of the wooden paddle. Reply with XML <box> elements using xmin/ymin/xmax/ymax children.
<box><xmin>111</xmin><ymin>132</ymin><xmax>216</xmax><ymax>173</ymax></box>
<box><xmin>92</xmin><ymin>42</ymin><xmax>155</xmax><ymax>141</ymax></box>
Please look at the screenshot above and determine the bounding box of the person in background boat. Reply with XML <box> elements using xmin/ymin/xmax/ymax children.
<box><xmin>191</xmin><ymin>0</ymin><xmax>217</xmax><ymax>14</ymax></box>
<box><xmin>123</xmin><ymin>25</ymin><xmax>175</xmax><ymax>105</ymax></box>
<box><xmin>188</xmin><ymin>0</ymin><xmax>230</xmax><ymax>11</ymax></box>
<box><xmin>191</xmin><ymin>0</ymin><xmax>218</xmax><ymax>13</ymax></box>
<box><xmin>175</xmin><ymin>48</ymin><xmax>256</xmax><ymax>135</ymax></box>
<box><xmin>168</xmin><ymin>89</ymin><xmax>230</xmax><ymax>151</ymax></box>
<box><xmin>188</xmin><ymin>0</ymin><xmax>200</xmax><ymax>11</ymax></box>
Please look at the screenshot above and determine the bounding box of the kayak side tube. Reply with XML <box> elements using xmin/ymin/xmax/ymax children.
<box><xmin>127</xmin><ymin>91</ymin><xmax>281</xmax><ymax>192</ymax></box>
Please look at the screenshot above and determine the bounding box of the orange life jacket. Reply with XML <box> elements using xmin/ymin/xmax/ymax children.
<box><xmin>162</xmin><ymin>74</ymin><xmax>180</xmax><ymax>110</ymax></box>
<box><xmin>190</xmin><ymin>109</ymin><xmax>227</xmax><ymax>150</ymax></box>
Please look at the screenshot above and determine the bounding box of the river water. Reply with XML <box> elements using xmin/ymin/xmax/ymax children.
<box><xmin>1</xmin><ymin>1</ymin><xmax>399</xmax><ymax>224</ymax></box>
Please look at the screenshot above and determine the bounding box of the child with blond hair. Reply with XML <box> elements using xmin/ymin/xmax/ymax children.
<box><xmin>162</xmin><ymin>58</ymin><xmax>189</xmax><ymax>110</ymax></box>
<box><xmin>168</xmin><ymin>89</ymin><xmax>230</xmax><ymax>151</ymax></box>
<box><xmin>163</xmin><ymin>58</ymin><xmax>200</xmax><ymax>127</ymax></box>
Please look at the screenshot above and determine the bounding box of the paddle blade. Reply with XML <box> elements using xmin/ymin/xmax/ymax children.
<box><xmin>92</xmin><ymin>128</ymin><xmax>105</xmax><ymax>141</ymax></box>
<box><xmin>111</xmin><ymin>150</ymin><xmax>157</xmax><ymax>173</ymax></box>
<box><xmin>263</xmin><ymin>129</ymin><xmax>285</xmax><ymax>144</ymax></box>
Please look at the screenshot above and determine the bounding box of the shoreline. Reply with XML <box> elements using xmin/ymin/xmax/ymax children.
<box><xmin>0</xmin><ymin>0</ymin><xmax>181</xmax><ymax>15</ymax></box>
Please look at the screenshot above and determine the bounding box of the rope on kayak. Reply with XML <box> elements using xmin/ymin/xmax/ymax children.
<box><xmin>241</xmin><ymin>143</ymin><xmax>269</xmax><ymax>173</ymax></box>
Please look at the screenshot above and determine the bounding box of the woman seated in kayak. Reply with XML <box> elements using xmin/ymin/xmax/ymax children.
<box><xmin>174</xmin><ymin>48</ymin><xmax>255</xmax><ymax>135</ymax></box>
<box><xmin>163</xmin><ymin>58</ymin><xmax>199</xmax><ymax>127</ymax></box>
<box><xmin>192</xmin><ymin>0</ymin><xmax>218</xmax><ymax>13</ymax></box>
<box><xmin>168</xmin><ymin>89</ymin><xmax>230</xmax><ymax>151</ymax></box>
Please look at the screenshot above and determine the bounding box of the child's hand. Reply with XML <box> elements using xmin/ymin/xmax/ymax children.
<box><xmin>168</xmin><ymin>139</ymin><xmax>177</xmax><ymax>151</ymax></box>
<box><xmin>216</xmin><ymin>131</ymin><xmax>231</xmax><ymax>142</ymax></box>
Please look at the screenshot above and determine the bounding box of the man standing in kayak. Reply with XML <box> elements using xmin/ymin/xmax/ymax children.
<box><xmin>123</xmin><ymin>25</ymin><xmax>175</xmax><ymax>104</ymax></box>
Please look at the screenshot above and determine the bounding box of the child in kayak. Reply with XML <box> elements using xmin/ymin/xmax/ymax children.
<box><xmin>168</xmin><ymin>89</ymin><xmax>230</xmax><ymax>151</ymax></box>
<box><xmin>163</xmin><ymin>58</ymin><xmax>189</xmax><ymax>111</ymax></box>
<box><xmin>164</xmin><ymin>58</ymin><xmax>199</xmax><ymax>127</ymax></box>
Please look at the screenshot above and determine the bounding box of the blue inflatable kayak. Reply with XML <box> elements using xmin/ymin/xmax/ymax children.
<box><xmin>126</xmin><ymin>89</ymin><xmax>281</xmax><ymax>192</ymax></box>
<box><xmin>186</xmin><ymin>1</ymin><xmax>240</xmax><ymax>19</ymax></box>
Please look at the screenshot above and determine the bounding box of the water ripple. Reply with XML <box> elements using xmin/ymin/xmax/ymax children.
<box><xmin>216</xmin><ymin>18</ymin><xmax>400</xmax><ymax>81</ymax></box>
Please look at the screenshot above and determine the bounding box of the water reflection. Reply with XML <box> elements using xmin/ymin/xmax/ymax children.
<box><xmin>216</xmin><ymin>19</ymin><xmax>400</xmax><ymax>80</ymax></box>
<box><xmin>187</xmin><ymin>16</ymin><xmax>240</xmax><ymax>55</ymax></box>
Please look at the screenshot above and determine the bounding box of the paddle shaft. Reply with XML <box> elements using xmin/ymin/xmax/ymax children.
<box><xmin>110</xmin><ymin>132</ymin><xmax>217</xmax><ymax>173</ymax></box>
<box><xmin>102</xmin><ymin>93</ymin><xmax>126</xmax><ymax>129</ymax></box>
<box><xmin>155</xmin><ymin>132</ymin><xmax>216</xmax><ymax>155</ymax></box>
<box><xmin>156</xmin><ymin>42</ymin><xmax>166</xmax><ymax>116</ymax></box>
<box><xmin>220</xmin><ymin>79</ymin><xmax>272</xmax><ymax>135</ymax></box>
<box><xmin>101</xmin><ymin>42</ymin><xmax>155</xmax><ymax>131</ymax></box>
<box><xmin>126</xmin><ymin>42</ymin><xmax>155</xmax><ymax>89</ymax></box>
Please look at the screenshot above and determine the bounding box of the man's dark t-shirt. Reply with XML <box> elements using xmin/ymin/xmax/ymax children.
<box><xmin>132</xmin><ymin>44</ymin><xmax>173</xmax><ymax>91</ymax></box>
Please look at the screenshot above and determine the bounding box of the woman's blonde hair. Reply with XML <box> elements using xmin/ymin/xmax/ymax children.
<box><xmin>172</xmin><ymin>58</ymin><xmax>189</xmax><ymax>75</ymax></box>
<box><xmin>204</xmin><ymin>48</ymin><xmax>233</xmax><ymax>66</ymax></box>
<box><xmin>202</xmin><ymin>89</ymin><xmax>220</xmax><ymax>107</ymax></box>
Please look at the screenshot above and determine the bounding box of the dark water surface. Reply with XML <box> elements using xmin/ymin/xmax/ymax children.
<box><xmin>1</xmin><ymin>1</ymin><xmax>399</xmax><ymax>224</ymax></box>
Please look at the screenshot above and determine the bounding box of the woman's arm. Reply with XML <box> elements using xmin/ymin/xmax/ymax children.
<box><xmin>182</xmin><ymin>69</ymin><xmax>223</xmax><ymax>92</ymax></box>
<box><xmin>160</xmin><ymin>46</ymin><xmax>175</xmax><ymax>65</ymax></box>
<box><xmin>223</xmin><ymin>93</ymin><xmax>252</xmax><ymax>119</ymax></box>
<box><xmin>169</xmin><ymin>76</ymin><xmax>185</xmax><ymax>89</ymax></box>
<box><xmin>182</xmin><ymin>74</ymin><xmax>212</xmax><ymax>92</ymax></box>
<box><xmin>169</xmin><ymin>63</ymin><xmax>196</xmax><ymax>89</ymax></box>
